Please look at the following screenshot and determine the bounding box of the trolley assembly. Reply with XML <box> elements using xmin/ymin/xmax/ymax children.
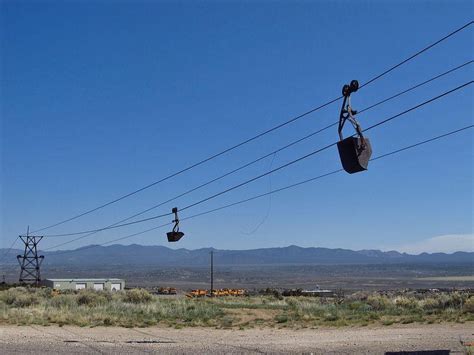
<box><xmin>167</xmin><ymin>207</ymin><xmax>184</xmax><ymax>242</ymax></box>
<box><xmin>337</xmin><ymin>80</ymin><xmax>372</xmax><ymax>174</ymax></box>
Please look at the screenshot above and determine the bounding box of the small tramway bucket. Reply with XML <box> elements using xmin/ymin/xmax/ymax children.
<box><xmin>167</xmin><ymin>231</ymin><xmax>184</xmax><ymax>242</ymax></box>
<box><xmin>337</xmin><ymin>136</ymin><xmax>372</xmax><ymax>174</ymax></box>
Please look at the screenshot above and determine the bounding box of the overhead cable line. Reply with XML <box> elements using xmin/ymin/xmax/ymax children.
<box><xmin>49</xmin><ymin>222</ymin><xmax>172</xmax><ymax>255</ymax></box>
<box><xmin>31</xmin><ymin>21</ymin><xmax>473</xmax><ymax>234</ymax></box>
<box><xmin>0</xmin><ymin>237</ymin><xmax>25</xmax><ymax>274</ymax></box>
<box><xmin>32</xmin><ymin>102</ymin><xmax>341</xmax><ymax>235</ymax></box>
<box><xmin>42</xmin><ymin>59</ymin><xmax>473</xmax><ymax>243</ymax></box>
<box><xmin>0</xmin><ymin>237</ymin><xmax>20</xmax><ymax>265</ymax></box>
<box><xmin>47</xmin><ymin>124</ymin><xmax>474</xmax><ymax>256</ymax></box>
<box><xmin>43</xmin><ymin>210</ymin><xmax>173</xmax><ymax>238</ymax></box>
<box><xmin>358</xmin><ymin>59</ymin><xmax>473</xmax><ymax>114</ymax></box>
<box><xmin>359</xmin><ymin>20</ymin><xmax>473</xmax><ymax>89</ymax></box>
<box><xmin>183</xmin><ymin>125</ymin><xmax>474</xmax><ymax>221</ymax></box>
<box><xmin>43</xmin><ymin>80</ymin><xmax>473</xmax><ymax>242</ymax></box>
<box><xmin>41</xmin><ymin>121</ymin><xmax>334</xmax><ymax>239</ymax></box>
<box><xmin>362</xmin><ymin>81</ymin><xmax>472</xmax><ymax>132</ymax></box>
<box><xmin>155</xmin><ymin>82</ymin><xmax>474</xmax><ymax>213</ymax></box>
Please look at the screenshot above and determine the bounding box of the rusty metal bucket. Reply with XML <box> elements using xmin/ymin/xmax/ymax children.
<box><xmin>337</xmin><ymin>136</ymin><xmax>372</xmax><ymax>174</ymax></box>
<box><xmin>167</xmin><ymin>231</ymin><xmax>184</xmax><ymax>242</ymax></box>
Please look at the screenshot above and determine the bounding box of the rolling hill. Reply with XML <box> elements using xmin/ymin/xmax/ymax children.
<box><xmin>1</xmin><ymin>244</ymin><xmax>472</xmax><ymax>266</ymax></box>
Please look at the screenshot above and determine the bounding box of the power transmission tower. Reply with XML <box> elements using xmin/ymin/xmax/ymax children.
<box><xmin>17</xmin><ymin>233</ymin><xmax>44</xmax><ymax>285</ymax></box>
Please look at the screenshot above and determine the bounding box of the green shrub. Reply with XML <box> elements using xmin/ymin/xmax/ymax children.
<box><xmin>76</xmin><ymin>290</ymin><xmax>109</xmax><ymax>306</ymax></box>
<box><xmin>448</xmin><ymin>292</ymin><xmax>466</xmax><ymax>308</ymax></box>
<box><xmin>367</xmin><ymin>295</ymin><xmax>391</xmax><ymax>311</ymax></box>
<box><xmin>49</xmin><ymin>294</ymin><xmax>76</xmax><ymax>308</ymax></box>
<box><xmin>421</xmin><ymin>297</ymin><xmax>442</xmax><ymax>310</ymax></box>
<box><xmin>463</xmin><ymin>297</ymin><xmax>474</xmax><ymax>313</ymax></box>
<box><xmin>221</xmin><ymin>315</ymin><xmax>234</xmax><ymax>327</ymax></box>
<box><xmin>0</xmin><ymin>290</ymin><xmax>16</xmax><ymax>305</ymax></box>
<box><xmin>323</xmin><ymin>312</ymin><xmax>339</xmax><ymax>322</ymax></box>
<box><xmin>0</xmin><ymin>287</ymin><xmax>24</xmax><ymax>304</ymax></box>
<box><xmin>36</xmin><ymin>288</ymin><xmax>54</xmax><ymax>299</ymax></box>
<box><xmin>122</xmin><ymin>289</ymin><xmax>153</xmax><ymax>304</ymax></box>
<box><xmin>13</xmin><ymin>293</ymin><xmax>38</xmax><ymax>307</ymax></box>
<box><xmin>347</xmin><ymin>301</ymin><xmax>372</xmax><ymax>313</ymax></box>
<box><xmin>394</xmin><ymin>296</ymin><xmax>418</xmax><ymax>309</ymax></box>
<box><xmin>0</xmin><ymin>287</ymin><xmax>470</xmax><ymax>328</ymax></box>
<box><xmin>275</xmin><ymin>314</ymin><xmax>288</xmax><ymax>323</ymax></box>
<box><xmin>0</xmin><ymin>287</ymin><xmax>38</xmax><ymax>307</ymax></box>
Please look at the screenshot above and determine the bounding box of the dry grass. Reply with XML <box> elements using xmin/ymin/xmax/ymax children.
<box><xmin>0</xmin><ymin>287</ymin><xmax>472</xmax><ymax>328</ymax></box>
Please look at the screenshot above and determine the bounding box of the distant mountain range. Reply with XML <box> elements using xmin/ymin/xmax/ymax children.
<box><xmin>1</xmin><ymin>244</ymin><xmax>472</xmax><ymax>266</ymax></box>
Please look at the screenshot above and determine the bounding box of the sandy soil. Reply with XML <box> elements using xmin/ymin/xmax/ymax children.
<box><xmin>0</xmin><ymin>323</ymin><xmax>472</xmax><ymax>354</ymax></box>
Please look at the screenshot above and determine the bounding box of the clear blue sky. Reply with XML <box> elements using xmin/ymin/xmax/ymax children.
<box><xmin>1</xmin><ymin>1</ymin><xmax>473</xmax><ymax>253</ymax></box>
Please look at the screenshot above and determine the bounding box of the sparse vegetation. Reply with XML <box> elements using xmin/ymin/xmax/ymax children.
<box><xmin>0</xmin><ymin>287</ymin><xmax>472</xmax><ymax>328</ymax></box>
<box><xmin>121</xmin><ymin>288</ymin><xmax>152</xmax><ymax>304</ymax></box>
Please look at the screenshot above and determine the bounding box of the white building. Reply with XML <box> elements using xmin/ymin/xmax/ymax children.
<box><xmin>41</xmin><ymin>278</ymin><xmax>125</xmax><ymax>291</ymax></box>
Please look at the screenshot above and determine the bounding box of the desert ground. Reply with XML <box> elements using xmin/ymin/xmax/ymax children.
<box><xmin>0</xmin><ymin>323</ymin><xmax>472</xmax><ymax>354</ymax></box>
<box><xmin>36</xmin><ymin>263</ymin><xmax>474</xmax><ymax>291</ymax></box>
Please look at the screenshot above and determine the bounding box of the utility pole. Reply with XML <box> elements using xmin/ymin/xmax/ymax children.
<box><xmin>210</xmin><ymin>250</ymin><xmax>214</xmax><ymax>297</ymax></box>
<box><xmin>17</xmin><ymin>227</ymin><xmax>44</xmax><ymax>285</ymax></box>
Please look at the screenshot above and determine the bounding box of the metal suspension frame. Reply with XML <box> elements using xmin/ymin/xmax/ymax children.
<box><xmin>166</xmin><ymin>207</ymin><xmax>184</xmax><ymax>242</ymax></box>
<box><xmin>338</xmin><ymin>81</ymin><xmax>367</xmax><ymax>147</ymax></box>
<box><xmin>171</xmin><ymin>207</ymin><xmax>180</xmax><ymax>233</ymax></box>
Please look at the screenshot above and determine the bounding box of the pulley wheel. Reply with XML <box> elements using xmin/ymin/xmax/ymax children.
<box><xmin>342</xmin><ymin>84</ymin><xmax>350</xmax><ymax>97</ymax></box>
<box><xmin>350</xmin><ymin>80</ymin><xmax>359</xmax><ymax>92</ymax></box>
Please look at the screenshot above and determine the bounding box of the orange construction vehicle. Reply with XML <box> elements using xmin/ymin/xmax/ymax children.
<box><xmin>187</xmin><ymin>289</ymin><xmax>208</xmax><ymax>298</ymax></box>
<box><xmin>187</xmin><ymin>288</ymin><xmax>246</xmax><ymax>298</ymax></box>
<box><xmin>157</xmin><ymin>287</ymin><xmax>178</xmax><ymax>295</ymax></box>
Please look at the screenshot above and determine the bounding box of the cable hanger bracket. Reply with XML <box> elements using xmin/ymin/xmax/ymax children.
<box><xmin>167</xmin><ymin>207</ymin><xmax>185</xmax><ymax>242</ymax></box>
<box><xmin>337</xmin><ymin>80</ymin><xmax>373</xmax><ymax>174</ymax></box>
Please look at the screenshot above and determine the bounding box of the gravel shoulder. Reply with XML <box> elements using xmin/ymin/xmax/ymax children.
<box><xmin>1</xmin><ymin>323</ymin><xmax>473</xmax><ymax>354</ymax></box>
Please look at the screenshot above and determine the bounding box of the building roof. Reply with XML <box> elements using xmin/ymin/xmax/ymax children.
<box><xmin>44</xmin><ymin>278</ymin><xmax>124</xmax><ymax>282</ymax></box>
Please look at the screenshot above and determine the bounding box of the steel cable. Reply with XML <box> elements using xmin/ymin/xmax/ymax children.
<box><xmin>31</xmin><ymin>21</ymin><xmax>473</xmax><ymax>234</ymax></box>
<box><xmin>43</xmin><ymin>81</ymin><xmax>472</xmax><ymax>247</ymax></box>
<box><xmin>46</xmin><ymin>124</ymin><xmax>473</xmax><ymax>256</ymax></box>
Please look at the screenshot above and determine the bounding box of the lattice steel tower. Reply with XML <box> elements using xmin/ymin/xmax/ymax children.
<box><xmin>17</xmin><ymin>235</ymin><xmax>44</xmax><ymax>285</ymax></box>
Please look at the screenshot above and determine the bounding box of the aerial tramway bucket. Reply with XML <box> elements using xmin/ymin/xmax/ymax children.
<box><xmin>337</xmin><ymin>136</ymin><xmax>372</xmax><ymax>174</ymax></box>
<box><xmin>167</xmin><ymin>231</ymin><xmax>184</xmax><ymax>242</ymax></box>
<box><xmin>337</xmin><ymin>80</ymin><xmax>372</xmax><ymax>174</ymax></box>
<box><xmin>166</xmin><ymin>207</ymin><xmax>184</xmax><ymax>242</ymax></box>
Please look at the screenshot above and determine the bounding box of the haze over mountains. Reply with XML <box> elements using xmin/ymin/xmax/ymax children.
<box><xmin>1</xmin><ymin>245</ymin><xmax>472</xmax><ymax>267</ymax></box>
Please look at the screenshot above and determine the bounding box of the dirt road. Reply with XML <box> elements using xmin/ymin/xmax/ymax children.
<box><xmin>0</xmin><ymin>323</ymin><xmax>472</xmax><ymax>354</ymax></box>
